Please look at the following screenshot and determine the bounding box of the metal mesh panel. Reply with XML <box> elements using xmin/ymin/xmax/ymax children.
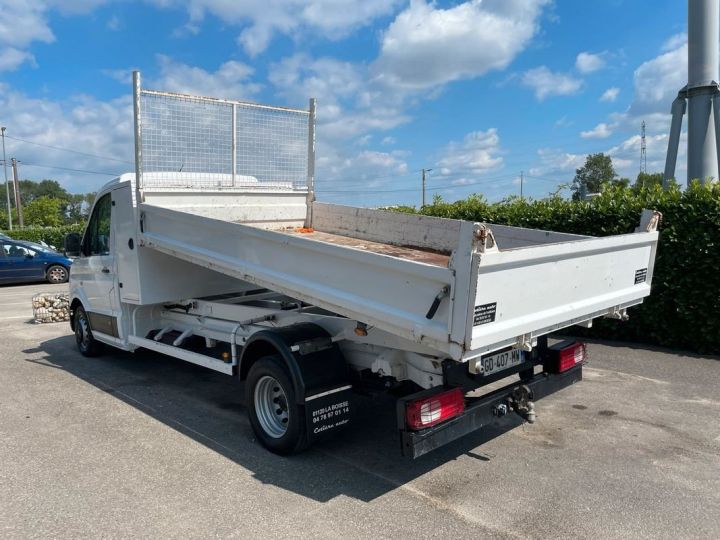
<box><xmin>138</xmin><ymin>90</ymin><xmax>310</xmax><ymax>191</ymax></box>
<box><xmin>235</xmin><ymin>103</ymin><xmax>309</xmax><ymax>190</ymax></box>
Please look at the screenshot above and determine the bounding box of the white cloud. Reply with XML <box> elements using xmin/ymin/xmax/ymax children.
<box><xmin>528</xmin><ymin>147</ymin><xmax>584</xmax><ymax>178</ymax></box>
<box><xmin>521</xmin><ymin>66</ymin><xmax>583</xmax><ymax>100</ymax></box>
<box><xmin>0</xmin><ymin>0</ymin><xmax>53</xmax><ymax>71</ymax></box>
<box><xmin>630</xmin><ymin>39</ymin><xmax>686</xmax><ymax>115</ymax></box>
<box><xmin>373</xmin><ymin>0</ymin><xmax>550</xmax><ymax>89</ymax></box>
<box><xmin>0</xmin><ymin>1</ymin><xmax>54</xmax><ymax>49</ymax></box>
<box><xmin>269</xmin><ymin>53</ymin><xmax>410</xmax><ymax>140</ymax></box>
<box><xmin>661</xmin><ymin>33</ymin><xmax>687</xmax><ymax>52</ymax></box>
<box><xmin>606</xmin><ymin>132</ymin><xmax>685</xmax><ymax>180</ymax></box>
<box><xmin>0</xmin><ymin>1</ymin><xmax>115</xmax><ymax>72</ymax></box>
<box><xmin>0</xmin><ymin>47</ymin><xmax>36</xmax><ymax>71</ymax></box>
<box><xmin>107</xmin><ymin>14</ymin><xmax>121</xmax><ymax>31</ymax></box>
<box><xmin>316</xmin><ymin>148</ymin><xmax>408</xmax><ymax>187</ymax></box>
<box><xmin>575</xmin><ymin>51</ymin><xmax>606</xmax><ymax>74</ymax></box>
<box><xmin>0</xmin><ymin>86</ymin><xmax>133</xmax><ymax>193</ymax></box>
<box><xmin>436</xmin><ymin>129</ymin><xmax>503</xmax><ymax>180</ymax></box>
<box><xmin>580</xmin><ymin>122</ymin><xmax>613</xmax><ymax>139</ymax></box>
<box><xmin>381</xmin><ymin>136</ymin><xmax>395</xmax><ymax>145</ymax></box>
<box><xmin>600</xmin><ymin>87</ymin><xmax>620</xmax><ymax>102</ymax></box>
<box><xmin>152</xmin><ymin>55</ymin><xmax>261</xmax><ymax>99</ymax></box>
<box><xmin>152</xmin><ymin>0</ymin><xmax>402</xmax><ymax>56</ymax></box>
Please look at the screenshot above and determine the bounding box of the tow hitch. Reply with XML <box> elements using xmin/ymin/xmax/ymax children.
<box><xmin>492</xmin><ymin>384</ymin><xmax>536</xmax><ymax>423</ymax></box>
<box><xmin>509</xmin><ymin>384</ymin><xmax>536</xmax><ymax>423</ymax></box>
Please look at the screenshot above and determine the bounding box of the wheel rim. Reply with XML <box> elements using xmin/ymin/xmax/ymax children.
<box><xmin>254</xmin><ymin>375</ymin><xmax>289</xmax><ymax>439</ymax></box>
<box><xmin>48</xmin><ymin>266</ymin><xmax>67</xmax><ymax>283</ymax></box>
<box><xmin>76</xmin><ymin>312</ymin><xmax>91</xmax><ymax>351</ymax></box>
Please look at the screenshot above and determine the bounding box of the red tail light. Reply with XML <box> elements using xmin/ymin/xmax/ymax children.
<box><xmin>546</xmin><ymin>341</ymin><xmax>586</xmax><ymax>373</ymax></box>
<box><xmin>406</xmin><ymin>388</ymin><xmax>465</xmax><ymax>430</ymax></box>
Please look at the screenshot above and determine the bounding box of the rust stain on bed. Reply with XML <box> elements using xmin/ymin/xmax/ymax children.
<box><xmin>280</xmin><ymin>229</ymin><xmax>450</xmax><ymax>267</ymax></box>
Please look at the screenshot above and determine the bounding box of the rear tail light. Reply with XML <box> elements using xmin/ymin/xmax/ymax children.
<box><xmin>546</xmin><ymin>341</ymin><xmax>586</xmax><ymax>373</ymax></box>
<box><xmin>406</xmin><ymin>388</ymin><xmax>465</xmax><ymax>430</ymax></box>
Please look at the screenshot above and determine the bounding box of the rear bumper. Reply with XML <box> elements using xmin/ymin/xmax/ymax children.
<box><xmin>398</xmin><ymin>365</ymin><xmax>582</xmax><ymax>459</ymax></box>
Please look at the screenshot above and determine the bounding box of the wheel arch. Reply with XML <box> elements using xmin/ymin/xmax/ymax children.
<box><xmin>238</xmin><ymin>323</ymin><xmax>348</xmax><ymax>404</ymax></box>
<box><xmin>69</xmin><ymin>298</ymin><xmax>84</xmax><ymax>331</ymax></box>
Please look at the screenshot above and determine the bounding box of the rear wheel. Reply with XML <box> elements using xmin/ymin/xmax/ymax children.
<box><xmin>46</xmin><ymin>265</ymin><xmax>69</xmax><ymax>284</ymax></box>
<box><xmin>246</xmin><ymin>356</ymin><xmax>309</xmax><ymax>455</ymax></box>
<box><xmin>74</xmin><ymin>306</ymin><xmax>103</xmax><ymax>357</ymax></box>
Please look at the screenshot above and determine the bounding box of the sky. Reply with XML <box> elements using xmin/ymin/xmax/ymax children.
<box><xmin>0</xmin><ymin>0</ymin><xmax>689</xmax><ymax>207</ymax></box>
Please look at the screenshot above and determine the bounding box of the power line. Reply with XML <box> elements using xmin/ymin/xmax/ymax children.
<box><xmin>318</xmin><ymin>174</ymin><xmax>519</xmax><ymax>194</ymax></box>
<box><xmin>4</xmin><ymin>134</ymin><xmax>133</xmax><ymax>165</ymax></box>
<box><xmin>18</xmin><ymin>161</ymin><xmax>121</xmax><ymax>177</ymax></box>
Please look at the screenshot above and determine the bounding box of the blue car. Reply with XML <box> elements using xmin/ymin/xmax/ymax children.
<box><xmin>0</xmin><ymin>239</ymin><xmax>73</xmax><ymax>284</ymax></box>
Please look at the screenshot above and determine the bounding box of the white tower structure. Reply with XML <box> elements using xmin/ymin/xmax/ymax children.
<box><xmin>664</xmin><ymin>0</ymin><xmax>720</xmax><ymax>186</ymax></box>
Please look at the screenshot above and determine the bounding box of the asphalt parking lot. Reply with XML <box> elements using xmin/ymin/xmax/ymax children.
<box><xmin>1</xmin><ymin>283</ymin><xmax>719</xmax><ymax>539</ymax></box>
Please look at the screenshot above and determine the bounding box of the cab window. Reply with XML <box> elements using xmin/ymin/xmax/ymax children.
<box><xmin>83</xmin><ymin>193</ymin><xmax>112</xmax><ymax>256</ymax></box>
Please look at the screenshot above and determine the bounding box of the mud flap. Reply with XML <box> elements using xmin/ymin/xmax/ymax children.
<box><xmin>305</xmin><ymin>385</ymin><xmax>353</xmax><ymax>442</ymax></box>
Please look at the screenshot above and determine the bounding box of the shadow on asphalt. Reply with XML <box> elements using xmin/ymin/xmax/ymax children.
<box><xmin>25</xmin><ymin>334</ymin><xmax>523</xmax><ymax>503</ymax></box>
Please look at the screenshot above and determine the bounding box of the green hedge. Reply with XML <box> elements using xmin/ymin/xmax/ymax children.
<box><xmin>413</xmin><ymin>183</ymin><xmax>720</xmax><ymax>355</ymax></box>
<box><xmin>0</xmin><ymin>224</ymin><xmax>85</xmax><ymax>250</ymax></box>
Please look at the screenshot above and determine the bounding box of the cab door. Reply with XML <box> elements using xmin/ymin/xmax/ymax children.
<box><xmin>72</xmin><ymin>192</ymin><xmax>118</xmax><ymax>336</ymax></box>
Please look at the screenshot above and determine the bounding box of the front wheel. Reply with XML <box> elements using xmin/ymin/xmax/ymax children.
<box><xmin>74</xmin><ymin>305</ymin><xmax>103</xmax><ymax>357</ymax></box>
<box><xmin>46</xmin><ymin>265</ymin><xmax>69</xmax><ymax>284</ymax></box>
<box><xmin>246</xmin><ymin>356</ymin><xmax>310</xmax><ymax>455</ymax></box>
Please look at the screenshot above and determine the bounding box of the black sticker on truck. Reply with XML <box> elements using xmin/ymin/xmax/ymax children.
<box><xmin>305</xmin><ymin>387</ymin><xmax>352</xmax><ymax>442</ymax></box>
<box><xmin>473</xmin><ymin>302</ymin><xmax>497</xmax><ymax>326</ymax></box>
<box><xmin>634</xmin><ymin>268</ymin><xmax>648</xmax><ymax>285</ymax></box>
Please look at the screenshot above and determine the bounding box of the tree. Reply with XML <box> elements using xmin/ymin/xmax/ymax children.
<box><xmin>23</xmin><ymin>196</ymin><xmax>63</xmax><ymax>227</ymax></box>
<box><xmin>63</xmin><ymin>192</ymin><xmax>95</xmax><ymax>223</ymax></box>
<box><xmin>634</xmin><ymin>172</ymin><xmax>664</xmax><ymax>190</ymax></box>
<box><xmin>17</xmin><ymin>179</ymin><xmax>70</xmax><ymax>204</ymax></box>
<box><xmin>571</xmin><ymin>153</ymin><xmax>618</xmax><ymax>200</ymax></box>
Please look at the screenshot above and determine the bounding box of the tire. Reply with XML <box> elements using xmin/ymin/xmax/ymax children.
<box><xmin>74</xmin><ymin>305</ymin><xmax>103</xmax><ymax>357</ymax></box>
<box><xmin>246</xmin><ymin>355</ymin><xmax>310</xmax><ymax>455</ymax></box>
<box><xmin>46</xmin><ymin>265</ymin><xmax>69</xmax><ymax>284</ymax></box>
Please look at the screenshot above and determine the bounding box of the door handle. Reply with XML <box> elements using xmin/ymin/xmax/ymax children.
<box><xmin>101</xmin><ymin>267</ymin><xmax>110</xmax><ymax>274</ymax></box>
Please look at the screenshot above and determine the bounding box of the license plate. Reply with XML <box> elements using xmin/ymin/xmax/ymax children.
<box><xmin>480</xmin><ymin>349</ymin><xmax>523</xmax><ymax>376</ymax></box>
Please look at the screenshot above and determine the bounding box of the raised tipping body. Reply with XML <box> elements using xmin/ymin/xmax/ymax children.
<box><xmin>134</xmin><ymin>186</ymin><xmax>659</xmax><ymax>361</ymax></box>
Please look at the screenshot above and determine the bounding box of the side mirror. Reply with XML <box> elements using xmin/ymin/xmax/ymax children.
<box><xmin>64</xmin><ymin>233</ymin><xmax>82</xmax><ymax>257</ymax></box>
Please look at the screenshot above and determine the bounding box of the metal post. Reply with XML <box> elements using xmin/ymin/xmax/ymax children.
<box><xmin>712</xmin><ymin>93</ymin><xmax>720</xmax><ymax>181</ymax></box>
<box><xmin>664</xmin><ymin>93</ymin><xmax>687</xmax><ymax>188</ymax></box>
<box><xmin>520</xmin><ymin>171</ymin><xmax>524</xmax><ymax>199</ymax></box>
<box><xmin>422</xmin><ymin>169</ymin><xmax>426</xmax><ymax>207</ymax></box>
<box><xmin>686</xmin><ymin>0</ymin><xmax>720</xmax><ymax>184</ymax></box>
<box><xmin>132</xmin><ymin>71</ymin><xmax>143</xmax><ymax>205</ymax></box>
<box><xmin>421</xmin><ymin>168</ymin><xmax>432</xmax><ymax>207</ymax></box>
<box><xmin>1</xmin><ymin>127</ymin><xmax>11</xmax><ymax>230</ymax></box>
<box><xmin>11</xmin><ymin>158</ymin><xmax>23</xmax><ymax>228</ymax></box>
<box><xmin>232</xmin><ymin>103</ymin><xmax>237</xmax><ymax>187</ymax></box>
<box><xmin>305</xmin><ymin>98</ymin><xmax>316</xmax><ymax>228</ymax></box>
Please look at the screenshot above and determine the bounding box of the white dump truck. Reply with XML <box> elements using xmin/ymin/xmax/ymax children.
<box><xmin>65</xmin><ymin>73</ymin><xmax>660</xmax><ymax>458</ymax></box>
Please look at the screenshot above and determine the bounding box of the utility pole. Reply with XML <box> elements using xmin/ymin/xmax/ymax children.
<box><xmin>11</xmin><ymin>158</ymin><xmax>23</xmax><ymax>228</ymax></box>
<box><xmin>520</xmin><ymin>170</ymin><xmax>524</xmax><ymax>199</ymax></box>
<box><xmin>640</xmin><ymin>121</ymin><xmax>647</xmax><ymax>176</ymax></box>
<box><xmin>1</xmin><ymin>127</ymin><xmax>10</xmax><ymax>230</ymax></box>
<box><xmin>421</xmin><ymin>168</ymin><xmax>432</xmax><ymax>207</ymax></box>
